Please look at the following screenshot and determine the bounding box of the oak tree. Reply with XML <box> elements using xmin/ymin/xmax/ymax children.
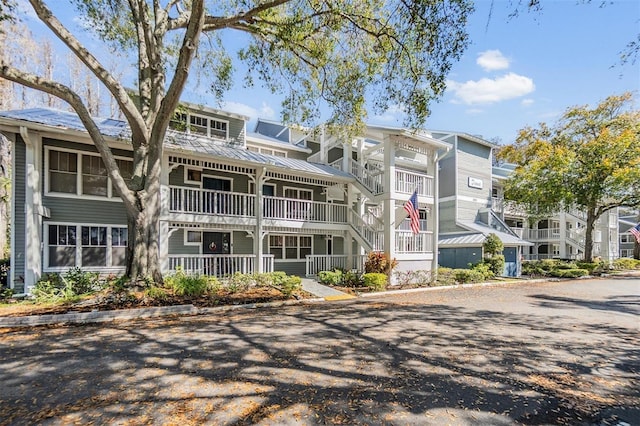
<box><xmin>499</xmin><ymin>93</ymin><xmax>640</xmax><ymax>262</ymax></box>
<box><xmin>0</xmin><ymin>0</ymin><xmax>472</xmax><ymax>285</ymax></box>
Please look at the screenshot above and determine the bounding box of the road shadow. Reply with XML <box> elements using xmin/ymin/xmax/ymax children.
<box><xmin>0</xmin><ymin>294</ymin><xmax>638</xmax><ymax>425</ymax></box>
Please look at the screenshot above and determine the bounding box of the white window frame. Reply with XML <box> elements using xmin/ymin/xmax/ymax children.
<box><xmin>209</xmin><ymin>118</ymin><xmax>229</xmax><ymax>140</ymax></box>
<box><xmin>269</xmin><ymin>234</ymin><xmax>313</xmax><ymax>261</ymax></box>
<box><xmin>44</xmin><ymin>222</ymin><xmax>128</xmax><ymax>272</ymax></box>
<box><xmin>184</xmin><ymin>230</ymin><xmax>203</xmax><ymax>246</ymax></box>
<box><xmin>283</xmin><ymin>186</ymin><xmax>313</xmax><ymax>200</ymax></box>
<box><xmin>184</xmin><ymin>167</ymin><xmax>203</xmax><ymax>186</ymax></box>
<box><xmin>249</xmin><ymin>182</ymin><xmax>276</xmax><ymax>196</ymax></box>
<box><xmin>246</xmin><ymin>144</ymin><xmax>288</xmax><ymax>158</ymax></box>
<box><xmin>45</xmin><ymin>147</ymin><xmax>132</xmax><ymax>202</ymax></box>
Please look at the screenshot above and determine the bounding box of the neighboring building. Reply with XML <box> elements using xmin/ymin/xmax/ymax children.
<box><xmin>619</xmin><ymin>209</ymin><xmax>639</xmax><ymax>258</ymax></box>
<box><xmin>433</xmin><ymin>131</ymin><xmax>531</xmax><ymax>277</ymax></box>
<box><xmin>0</xmin><ymin>106</ymin><xmax>446</xmax><ymax>294</ymax></box>
<box><xmin>493</xmin><ymin>167</ymin><xmax>625</xmax><ymax>263</ymax></box>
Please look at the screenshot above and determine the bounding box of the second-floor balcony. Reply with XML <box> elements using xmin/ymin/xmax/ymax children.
<box><xmin>168</xmin><ymin>186</ymin><xmax>349</xmax><ymax>224</ymax></box>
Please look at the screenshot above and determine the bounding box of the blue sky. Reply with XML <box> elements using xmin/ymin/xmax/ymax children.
<box><xmin>16</xmin><ymin>0</ymin><xmax>640</xmax><ymax>145</ymax></box>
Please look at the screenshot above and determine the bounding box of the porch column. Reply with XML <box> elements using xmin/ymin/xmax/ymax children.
<box><xmin>21</xmin><ymin>128</ymin><xmax>43</xmax><ymax>293</ymax></box>
<box><xmin>346</xmin><ymin>183</ymin><xmax>355</xmax><ymax>269</ymax></box>
<box><xmin>559</xmin><ymin>212</ymin><xmax>568</xmax><ymax>258</ymax></box>
<box><xmin>341</xmin><ymin>137</ymin><xmax>352</xmax><ymax>173</ymax></box>
<box><xmin>254</xmin><ymin>167</ymin><xmax>266</xmax><ymax>272</ymax></box>
<box><xmin>159</xmin><ymin>155</ymin><xmax>170</xmax><ymax>274</ymax></box>
<box><xmin>382</xmin><ymin>136</ymin><xmax>396</xmax><ymax>261</ymax></box>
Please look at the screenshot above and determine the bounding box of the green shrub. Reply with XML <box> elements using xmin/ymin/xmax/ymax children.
<box><xmin>318</xmin><ymin>270</ymin><xmax>343</xmax><ymax>286</ymax></box>
<box><xmin>0</xmin><ymin>258</ymin><xmax>9</xmax><ymax>287</ymax></box>
<box><xmin>539</xmin><ymin>259</ymin><xmax>561</xmax><ymax>271</ymax></box>
<box><xmin>342</xmin><ymin>270</ymin><xmax>363</xmax><ymax>287</ymax></box>
<box><xmin>453</xmin><ymin>268</ymin><xmax>486</xmax><ymax>284</ymax></box>
<box><xmin>611</xmin><ymin>258</ymin><xmax>640</xmax><ymax>270</ymax></box>
<box><xmin>521</xmin><ymin>261</ymin><xmax>545</xmax><ymax>277</ymax></box>
<box><xmin>362</xmin><ymin>273</ymin><xmax>387</xmax><ymax>291</ymax></box>
<box><xmin>280</xmin><ymin>275</ymin><xmax>302</xmax><ymax>297</ymax></box>
<box><xmin>549</xmin><ymin>268</ymin><xmax>588</xmax><ymax>278</ymax></box>
<box><xmin>145</xmin><ymin>286</ymin><xmax>169</xmax><ymax>301</ymax></box>
<box><xmin>576</xmin><ymin>262</ymin><xmax>600</xmax><ymax>274</ymax></box>
<box><xmin>555</xmin><ymin>262</ymin><xmax>577</xmax><ymax>270</ymax></box>
<box><xmin>472</xmin><ymin>262</ymin><xmax>494</xmax><ymax>280</ymax></box>
<box><xmin>63</xmin><ymin>267</ymin><xmax>102</xmax><ymax>295</ymax></box>
<box><xmin>164</xmin><ymin>267</ymin><xmax>216</xmax><ymax>297</ymax></box>
<box><xmin>0</xmin><ymin>286</ymin><xmax>13</xmax><ymax>300</ymax></box>
<box><xmin>364</xmin><ymin>252</ymin><xmax>397</xmax><ymax>274</ymax></box>
<box><xmin>482</xmin><ymin>255</ymin><xmax>504</xmax><ymax>276</ymax></box>
<box><xmin>224</xmin><ymin>272</ymin><xmax>254</xmax><ymax>292</ymax></box>
<box><xmin>436</xmin><ymin>267</ymin><xmax>456</xmax><ymax>286</ymax></box>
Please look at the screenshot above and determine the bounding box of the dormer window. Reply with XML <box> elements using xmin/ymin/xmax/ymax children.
<box><xmin>169</xmin><ymin>111</ymin><xmax>229</xmax><ymax>140</ymax></box>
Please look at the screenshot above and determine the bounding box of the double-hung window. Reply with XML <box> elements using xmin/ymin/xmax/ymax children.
<box><xmin>47</xmin><ymin>148</ymin><xmax>133</xmax><ymax>200</ymax></box>
<box><xmin>49</xmin><ymin>150</ymin><xmax>78</xmax><ymax>194</ymax></box>
<box><xmin>269</xmin><ymin>234</ymin><xmax>312</xmax><ymax>260</ymax></box>
<box><xmin>46</xmin><ymin>223</ymin><xmax>128</xmax><ymax>270</ymax></box>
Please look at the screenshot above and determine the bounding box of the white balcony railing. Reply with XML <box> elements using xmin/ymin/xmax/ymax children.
<box><xmin>395</xmin><ymin>170</ymin><xmax>433</xmax><ymax>197</ymax></box>
<box><xmin>304</xmin><ymin>254</ymin><xmax>367</xmax><ymax>276</ymax></box>
<box><xmin>167</xmin><ymin>254</ymin><xmax>274</xmax><ymax>277</ymax></box>
<box><xmin>170</xmin><ymin>187</ymin><xmax>255</xmax><ymax>217</ymax></box>
<box><xmin>395</xmin><ymin>231</ymin><xmax>433</xmax><ymax>254</ymax></box>
<box><xmin>397</xmin><ymin>218</ymin><xmax>430</xmax><ymax>233</ymax></box>
<box><xmin>263</xmin><ymin>196</ymin><xmax>348</xmax><ymax>223</ymax></box>
<box><xmin>349</xmin><ymin>209</ymin><xmax>383</xmax><ymax>250</ymax></box>
<box><xmin>528</xmin><ymin>229</ymin><xmax>561</xmax><ymax>240</ymax></box>
<box><xmin>169</xmin><ymin>187</ymin><xmax>348</xmax><ymax>224</ymax></box>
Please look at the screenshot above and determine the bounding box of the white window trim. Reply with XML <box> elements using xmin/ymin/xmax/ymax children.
<box><xmin>44</xmin><ymin>222</ymin><xmax>128</xmax><ymax>272</ymax></box>
<box><xmin>184</xmin><ymin>229</ymin><xmax>202</xmax><ymax>246</ymax></box>
<box><xmin>246</xmin><ymin>144</ymin><xmax>288</xmax><ymax>158</ymax></box>
<box><xmin>202</xmin><ymin>175</ymin><xmax>234</xmax><ymax>192</ymax></box>
<box><xmin>249</xmin><ymin>182</ymin><xmax>276</xmax><ymax>196</ymax></box>
<box><xmin>269</xmin><ymin>233</ymin><xmax>313</xmax><ymax>261</ymax></box>
<box><xmin>283</xmin><ymin>186</ymin><xmax>313</xmax><ymax>200</ymax></box>
<box><xmin>44</xmin><ymin>146</ymin><xmax>132</xmax><ymax>202</ymax></box>
<box><xmin>184</xmin><ymin>167</ymin><xmax>203</xmax><ymax>186</ymax></box>
<box><xmin>186</xmin><ymin>112</ymin><xmax>229</xmax><ymax>140</ymax></box>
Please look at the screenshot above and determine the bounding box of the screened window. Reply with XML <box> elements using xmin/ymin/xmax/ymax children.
<box><xmin>186</xmin><ymin>230</ymin><xmax>202</xmax><ymax>244</ymax></box>
<box><xmin>111</xmin><ymin>159</ymin><xmax>133</xmax><ymax>196</ymax></box>
<box><xmin>270</xmin><ymin>234</ymin><xmax>312</xmax><ymax>260</ymax></box>
<box><xmin>189</xmin><ymin>114</ymin><xmax>208</xmax><ymax>136</ymax></box>
<box><xmin>269</xmin><ymin>235</ymin><xmax>283</xmax><ymax>259</ymax></box>
<box><xmin>111</xmin><ymin>227</ymin><xmax>128</xmax><ymax>266</ymax></box>
<box><xmin>48</xmin><ymin>225</ymin><xmax>76</xmax><ymax>267</ymax></box>
<box><xmin>82</xmin><ymin>155</ymin><xmax>108</xmax><ymax>196</ymax></box>
<box><xmin>81</xmin><ymin>226</ymin><xmax>107</xmax><ymax>267</ymax></box>
<box><xmin>210</xmin><ymin>119</ymin><xmax>228</xmax><ymax>139</ymax></box>
<box><xmin>49</xmin><ymin>150</ymin><xmax>78</xmax><ymax>194</ymax></box>
<box><xmin>46</xmin><ymin>224</ymin><xmax>127</xmax><ymax>270</ymax></box>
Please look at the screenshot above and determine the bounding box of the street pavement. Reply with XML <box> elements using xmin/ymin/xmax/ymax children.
<box><xmin>0</xmin><ymin>277</ymin><xmax>638</xmax><ymax>425</ymax></box>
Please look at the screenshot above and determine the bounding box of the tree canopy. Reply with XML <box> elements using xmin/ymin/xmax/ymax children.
<box><xmin>499</xmin><ymin>92</ymin><xmax>640</xmax><ymax>261</ymax></box>
<box><xmin>0</xmin><ymin>0</ymin><xmax>473</xmax><ymax>284</ymax></box>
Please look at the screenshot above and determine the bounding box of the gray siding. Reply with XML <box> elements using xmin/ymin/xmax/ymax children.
<box><xmin>439</xmin><ymin>156</ymin><xmax>456</xmax><ymax>198</ymax></box>
<box><xmin>12</xmin><ymin>135</ymin><xmax>26</xmax><ymax>293</ymax></box>
<box><xmin>274</xmin><ymin>261</ymin><xmax>306</xmax><ymax>276</ymax></box>
<box><xmin>168</xmin><ymin>229</ymin><xmax>199</xmax><ymax>255</ymax></box>
<box><xmin>231</xmin><ymin>231</ymin><xmax>253</xmax><ymax>254</ymax></box>
<box><xmin>45</xmin><ymin>197</ymin><xmax>127</xmax><ymax>224</ymax></box>
<box><xmin>438</xmin><ymin>247</ymin><xmax>482</xmax><ymax>269</ymax></box>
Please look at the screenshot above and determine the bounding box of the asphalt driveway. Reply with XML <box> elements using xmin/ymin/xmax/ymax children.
<box><xmin>1</xmin><ymin>278</ymin><xmax>638</xmax><ymax>425</ymax></box>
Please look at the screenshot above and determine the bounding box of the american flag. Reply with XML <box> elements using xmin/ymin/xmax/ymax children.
<box><xmin>404</xmin><ymin>190</ymin><xmax>420</xmax><ymax>235</ymax></box>
<box><xmin>630</xmin><ymin>223</ymin><xmax>640</xmax><ymax>243</ymax></box>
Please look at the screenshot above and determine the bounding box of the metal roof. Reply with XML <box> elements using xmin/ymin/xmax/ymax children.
<box><xmin>0</xmin><ymin>108</ymin><xmax>352</xmax><ymax>180</ymax></box>
<box><xmin>439</xmin><ymin>221</ymin><xmax>533</xmax><ymax>247</ymax></box>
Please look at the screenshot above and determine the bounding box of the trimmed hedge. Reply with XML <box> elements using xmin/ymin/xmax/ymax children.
<box><xmin>548</xmin><ymin>268</ymin><xmax>589</xmax><ymax>278</ymax></box>
<box><xmin>362</xmin><ymin>273</ymin><xmax>387</xmax><ymax>291</ymax></box>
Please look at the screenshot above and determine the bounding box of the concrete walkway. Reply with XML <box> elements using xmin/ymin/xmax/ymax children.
<box><xmin>300</xmin><ymin>278</ymin><xmax>356</xmax><ymax>301</ymax></box>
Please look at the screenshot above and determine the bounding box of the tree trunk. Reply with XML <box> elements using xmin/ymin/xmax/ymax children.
<box><xmin>583</xmin><ymin>210</ymin><xmax>597</xmax><ymax>262</ymax></box>
<box><xmin>123</xmin><ymin>136</ymin><xmax>164</xmax><ymax>287</ymax></box>
<box><xmin>0</xmin><ymin>134</ymin><xmax>10</xmax><ymax>259</ymax></box>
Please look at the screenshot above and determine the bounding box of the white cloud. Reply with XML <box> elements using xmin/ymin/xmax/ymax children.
<box><xmin>477</xmin><ymin>50</ymin><xmax>510</xmax><ymax>72</ymax></box>
<box><xmin>521</xmin><ymin>98</ymin><xmax>535</xmax><ymax>106</ymax></box>
<box><xmin>222</xmin><ymin>101</ymin><xmax>277</xmax><ymax>120</ymax></box>
<box><xmin>371</xmin><ymin>104</ymin><xmax>405</xmax><ymax>123</ymax></box>
<box><xmin>447</xmin><ymin>73</ymin><xmax>535</xmax><ymax>105</ymax></box>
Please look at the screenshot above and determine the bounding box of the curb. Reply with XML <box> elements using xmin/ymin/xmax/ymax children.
<box><xmin>0</xmin><ymin>298</ymin><xmax>326</xmax><ymax>329</ymax></box>
<box><xmin>1</xmin><ymin>275</ymin><xmax>633</xmax><ymax>328</ymax></box>
<box><xmin>357</xmin><ymin>278</ymin><xmax>553</xmax><ymax>298</ymax></box>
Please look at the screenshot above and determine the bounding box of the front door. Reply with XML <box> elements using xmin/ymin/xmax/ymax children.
<box><xmin>503</xmin><ymin>246</ymin><xmax>517</xmax><ymax>277</ymax></box>
<box><xmin>203</xmin><ymin>232</ymin><xmax>230</xmax><ymax>254</ymax></box>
